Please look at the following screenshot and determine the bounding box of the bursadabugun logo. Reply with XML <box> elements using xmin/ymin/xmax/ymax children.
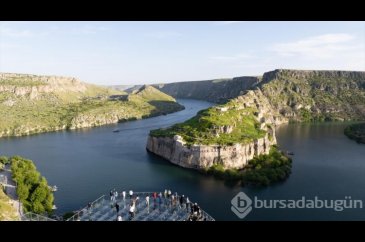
<box><xmin>231</xmin><ymin>191</ymin><xmax>253</xmax><ymax>219</ymax></box>
<box><xmin>231</xmin><ymin>191</ymin><xmax>363</xmax><ymax>219</ymax></box>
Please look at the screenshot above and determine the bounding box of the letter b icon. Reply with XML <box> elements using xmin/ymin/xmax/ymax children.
<box><xmin>231</xmin><ymin>191</ymin><xmax>253</xmax><ymax>219</ymax></box>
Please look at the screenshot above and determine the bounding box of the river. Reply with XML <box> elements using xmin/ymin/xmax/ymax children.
<box><xmin>1</xmin><ymin>99</ymin><xmax>365</xmax><ymax>220</ymax></box>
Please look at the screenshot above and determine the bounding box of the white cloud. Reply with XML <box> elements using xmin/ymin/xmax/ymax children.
<box><xmin>215</xmin><ymin>21</ymin><xmax>244</xmax><ymax>26</ymax></box>
<box><xmin>271</xmin><ymin>33</ymin><xmax>356</xmax><ymax>59</ymax></box>
<box><xmin>0</xmin><ymin>26</ymin><xmax>33</xmax><ymax>37</ymax></box>
<box><xmin>270</xmin><ymin>33</ymin><xmax>365</xmax><ymax>71</ymax></box>
<box><xmin>145</xmin><ymin>31</ymin><xmax>182</xmax><ymax>39</ymax></box>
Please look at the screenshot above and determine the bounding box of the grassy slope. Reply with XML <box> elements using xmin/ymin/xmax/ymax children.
<box><xmin>260</xmin><ymin>71</ymin><xmax>365</xmax><ymax>122</ymax></box>
<box><xmin>150</xmin><ymin>99</ymin><xmax>265</xmax><ymax>146</ymax></box>
<box><xmin>0</xmin><ymin>187</ymin><xmax>19</xmax><ymax>221</ymax></box>
<box><xmin>0</xmin><ymin>75</ymin><xmax>183</xmax><ymax>137</ymax></box>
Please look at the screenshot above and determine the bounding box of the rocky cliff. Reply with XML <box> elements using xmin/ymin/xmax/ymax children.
<box><xmin>0</xmin><ymin>73</ymin><xmax>112</xmax><ymax>101</ymax></box>
<box><xmin>152</xmin><ymin>69</ymin><xmax>365</xmax><ymax>121</ymax></box>
<box><xmin>147</xmin><ymin>69</ymin><xmax>365</xmax><ymax>170</ymax></box>
<box><xmin>0</xmin><ymin>73</ymin><xmax>184</xmax><ymax>137</ymax></box>
<box><xmin>152</xmin><ymin>76</ymin><xmax>259</xmax><ymax>103</ymax></box>
<box><xmin>147</xmin><ymin>133</ymin><xmax>275</xmax><ymax>169</ymax></box>
<box><xmin>147</xmin><ymin>86</ymin><xmax>285</xmax><ymax>169</ymax></box>
<box><xmin>259</xmin><ymin>69</ymin><xmax>365</xmax><ymax>121</ymax></box>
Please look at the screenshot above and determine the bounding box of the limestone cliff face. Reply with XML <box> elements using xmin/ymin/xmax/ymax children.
<box><xmin>147</xmin><ymin>133</ymin><xmax>276</xmax><ymax>169</ymax></box>
<box><xmin>0</xmin><ymin>74</ymin><xmax>183</xmax><ymax>138</ymax></box>
<box><xmin>233</xmin><ymin>89</ymin><xmax>288</xmax><ymax>126</ymax></box>
<box><xmin>69</xmin><ymin>114</ymin><xmax>122</xmax><ymax>129</ymax></box>
<box><xmin>151</xmin><ymin>69</ymin><xmax>365</xmax><ymax>121</ymax></box>
<box><xmin>258</xmin><ymin>69</ymin><xmax>365</xmax><ymax>121</ymax></box>
<box><xmin>69</xmin><ymin>112</ymin><xmax>141</xmax><ymax>129</ymax></box>
<box><xmin>261</xmin><ymin>69</ymin><xmax>365</xmax><ymax>84</ymax></box>
<box><xmin>147</xmin><ymin>88</ymin><xmax>285</xmax><ymax>170</ymax></box>
<box><xmin>0</xmin><ymin>73</ymin><xmax>91</xmax><ymax>100</ymax></box>
<box><xmin>0</xmin><ymin>125</ymin><xmax>67</xmax><ymax>137</ymax></box>
<box><xmin>147</xmin><ymin>69</ymin><xmax>365</xmax><ymax>170</ymax></box>
<box><xmin>152</xmin><ymin>76</ymin><xmax>259</xmax><ymax>103</ymax></box>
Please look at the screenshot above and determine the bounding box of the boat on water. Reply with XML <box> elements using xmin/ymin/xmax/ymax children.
<box><xmin>113</xmin><ymin>129</ymin><xmax>120</xmax><ymax>133</ymax></box>
<box><xmin>49</xmin><ymin>185</ymin><xmax>58</xmax><ymax>192</ymax></box>
<box><xmin>286</xmin><ymin>151</ymin><xmax>294</xmax><ymax>156</ymax></box>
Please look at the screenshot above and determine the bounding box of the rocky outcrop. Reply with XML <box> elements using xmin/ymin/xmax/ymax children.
<box><xmin>261</xmin><ymin>69</ymin><xmax>365</xmax><ymax>84</ymax></box>
<box><xmin>147</xmin><ymin>132</ymin><xmax>276</xmax><ymax>169</ymax></box>
<box><xmin>0</xmin><ymin>73</ymin><xmax>92</xmax><ymax>100</ymax></box>
<box><xmin>234</xmin><ymin>89</ymin><xmax>288</xmax><ymax>126</ymax></box>
<box><xmin>147</xmin><ymin>69</ymin><xmax>365</xmax><ymax>171</ymax></box>
<box><xmin>152</xmin><ymin>76</ymin><xmax>259</xmax><ymax>103</ymax></box>
<box><xmin>69</xmin><ymin>112</ymin><xmax>143</xmax><ymax>129</ymax></box>
<box><xmin>258</xmin><ymin>69</ymin><xmax>365</xmax><ymax>121</ymax></box>
<box><xmin>0</xmin><ymin>73</ymin><xmax>184</xmax><ymax>138</ymax></box>
<box><xmin>151</xmin><ymin>69</ymin><xmax>365</xmax><ymax>121</ymax></box>
<box><xmin>147</xmin><ymin>87</ymin><xmax>285</xmax><ymax>170</ymax></box>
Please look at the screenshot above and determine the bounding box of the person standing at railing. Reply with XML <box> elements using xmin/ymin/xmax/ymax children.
<box><xmin>179</xmin><ymin>195</ymin><xmax>184</xmax><ymax>209</ymax></box>
<box><xmin>158</xmin><ymin>194</ymin><xmax>163</xmax><ymax>211</ymax></box>
<box><xmin>171</xmin><ymin>194</ymin><xmax>175</xmax><ymax>209</ymax></box>
<box><xmin>122</xmin><ymin>191</ymin><xmax>126</xmax><ymax>209</ymax></box>
<box><xmin>135</xmin><ymin>196</ymin><xmax>139</xmax><ymax>213</ymax></box>
<box><xmin>186</xmin><ymin>197</ymin><xmax>190</xmax><ymax>212</ymax></box>
<box><xmin>87</xmin><ymin>202</ymin><xmax>92</xmax><ymax>215</ymax></box>
<box><xmin>164</xmin><ymin>189</ymin><xmax>168</xmax><ymax>205</ymax></box>
<box><xmin>145</xmin><ymin>194</ymin><xmax>150</xmax><ymax>214</ymax></box>
<box><xmin>115</xmin><ymin>202</ymin><xmax>120</xmax><ymax>215</ymax></box>
<box><xmin>129</xmin><ymin>203</ymin><xmax>135</xmax><ymax>220</ymax></box>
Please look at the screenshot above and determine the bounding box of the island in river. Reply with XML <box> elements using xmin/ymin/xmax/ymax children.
<box><xmin>147</xmin><ymin>69</ymin><xmax>365</xmax><ymax>185</ymax></box>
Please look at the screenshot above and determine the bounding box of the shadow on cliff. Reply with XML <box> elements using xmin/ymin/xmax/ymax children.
<box><xmin>146</xmin><ymin>150</ymin><xmax>241</xmax><ymax>189</ymax></box>
<box><xmin>147</xmin><ymin>100</ymin><xmax>185</xmax><ymax>116</ymax></box>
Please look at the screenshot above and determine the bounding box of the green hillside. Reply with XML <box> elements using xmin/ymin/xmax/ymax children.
<box><xmin>0</xmin><ymin>73</ymin><xmax>184</xmax><ymax>137</ymax></box>
<box><xmin>260</xmin><ymin>70</ymin><xmax>365</xmax><ymax>122</ymax></box>
<box><xmin>151</xmin><ymin>99</ymin><xmax>266</xmax><ymax>146</ymax></box>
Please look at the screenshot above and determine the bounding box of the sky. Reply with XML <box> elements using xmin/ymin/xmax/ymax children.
<box><xmin>0</xmin><ymin>21</ymin><xmax>364</xmax><ymax>85</ymax></box>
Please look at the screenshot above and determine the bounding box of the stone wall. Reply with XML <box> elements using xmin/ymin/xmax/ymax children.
<box><xmin>146</xmin><ymin>133</ymin><xmax>276</xmax><ymax>169</ymax></box>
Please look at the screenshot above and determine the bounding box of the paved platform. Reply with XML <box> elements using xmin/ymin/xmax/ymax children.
<box><xmin>67</xmin><ymin>191</ymin><xmax>215</xmax><ymax>221</ymax></box>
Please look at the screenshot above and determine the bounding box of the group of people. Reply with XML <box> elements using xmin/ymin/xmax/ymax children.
<box><xmin>187</xmin><ymin>203</ymin><xmax>206</xmax><ymax>221</ymax></box>
<box><xmin>97</xmin><ymin>189</ymin><xmax>207</xmax><ymax>221</ymax></box>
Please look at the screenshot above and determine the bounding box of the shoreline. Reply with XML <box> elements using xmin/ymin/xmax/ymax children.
<box><xmin>0</xmin><ymin>105</ymin><xmax>185</xmax><ymax>139</ymax></box>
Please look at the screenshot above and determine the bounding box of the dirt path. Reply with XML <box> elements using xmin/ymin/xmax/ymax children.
<box><xmin>0</xmin><ymin>164</ymin><xmax>22</xmax><ymax>218</ymax></box>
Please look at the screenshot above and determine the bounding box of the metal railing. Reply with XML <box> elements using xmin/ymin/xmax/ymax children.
<box><xmin>67</xmin><ymin>194</ymin><xmax>106</xmax><ymax>221</ymax></box>
<box><xmin>67</xmin><ymin>190</ymin><xmax>215</xmax><ymax>221</ymax></box>
<box><xmin>21</xmin><ymin>212</ymin><xmax>56</xmax><ymax>221</ymax></box>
